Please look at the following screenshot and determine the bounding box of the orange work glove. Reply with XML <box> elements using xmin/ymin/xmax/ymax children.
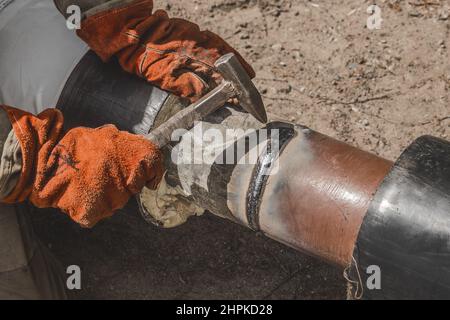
<box><xmin>0</xmin><ymin>106</ymin><xmax>164</xmax><ymax>228</ymax></box>
<box><xmin>77</xmin><ymin>0</ymin><xmax>255</xmax><ymax>102</ymax></box>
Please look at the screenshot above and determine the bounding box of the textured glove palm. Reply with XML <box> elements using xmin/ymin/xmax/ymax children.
<box><xmin>1</xmin><ymin>106</ymin><xmax>164</xmax><ymax>227</ymax></box>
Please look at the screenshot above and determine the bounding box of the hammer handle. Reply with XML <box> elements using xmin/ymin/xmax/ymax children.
<box><xmin>146</xmin><ymin>81</ymin><xmax>235</xmax><ymax>148</ymax></box>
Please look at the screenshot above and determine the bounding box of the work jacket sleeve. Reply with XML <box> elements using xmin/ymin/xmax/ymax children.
<box><xmin>0</xmin><ymin>108</ymin><xmax>22</xmax><ymax>201</ymax></box>
<box><xmin>54</xmin><ymin>0</ymin><xmax>136</xmax><ymax>18</ymax></box>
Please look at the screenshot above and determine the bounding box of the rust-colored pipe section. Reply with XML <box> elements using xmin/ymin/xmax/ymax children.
<box><xmin>157</xmin><ymin>106</ymin><xmax>394</xmax><ymax>268</ymax></box>
<box><xmin>257</xmin><ymin>129</ymin><xmax>393</xmax><ymax>267</ymax></box>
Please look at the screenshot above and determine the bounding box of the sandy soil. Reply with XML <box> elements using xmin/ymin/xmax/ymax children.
<box><xmin>33</xmin><ymin>0</ymin><xmax>449</xmax><ymax>299</ymax></box>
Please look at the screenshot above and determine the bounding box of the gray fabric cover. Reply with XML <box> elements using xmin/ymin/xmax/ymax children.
<box><xmin>0</xmin><ymin>108</ymin><xmax>21</xmax><ymax>201</ymax></box>
<box><xmin>0</xmin><ymin>0</ymin><xmax>88</xmax><ymax>114</ymax></box>
<box><xmin>0</xmin><ymin>0</ymin><xmax>14</xmax><ymax>13</ymax></box>
<box><xmin>0</xmin><ymin>129</ymin><xmax>22</xmax><ymax>200</ymax></box>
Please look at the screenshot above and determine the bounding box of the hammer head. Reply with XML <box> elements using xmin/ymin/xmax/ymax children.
<box><xmin>215</xmin><ymin>53</ymin><xmax>268</xmax><ymax>123</ymax></box>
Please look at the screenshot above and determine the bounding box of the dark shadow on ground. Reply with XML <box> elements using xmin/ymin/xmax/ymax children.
<box><xmin>31</xmin><ymin>200</ymin><xmax>346</xmax><ymax>299</ymax></box>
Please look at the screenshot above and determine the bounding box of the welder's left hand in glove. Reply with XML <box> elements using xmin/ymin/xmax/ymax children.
<box><xmin>0</xmin><ymin>105</ymin><xmax>164</xmax><ymax>228</ymax></box>
<box><xmin>73</xmin><ymin>0</ymin><xmax>255</xmax><ymax>102</ymax></box>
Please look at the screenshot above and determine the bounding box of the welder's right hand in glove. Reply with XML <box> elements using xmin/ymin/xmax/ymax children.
<box><xmin>0</xmin><ymin>105</ymin><xmax>164</xmax><ymax>228</ymax></box>
<box><xmin>71</xmin><ymin>0</ymin><xmax>255</xmax><ymax>102</ymax></box>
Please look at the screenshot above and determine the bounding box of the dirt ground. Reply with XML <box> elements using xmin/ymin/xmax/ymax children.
<box><xmin>33</xmin><ymin>0</ymin><xmax>449</xmax><ymax>299</ymax></box>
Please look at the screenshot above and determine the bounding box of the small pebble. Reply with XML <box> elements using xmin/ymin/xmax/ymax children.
<box><xmin>272</xmin><ymin>43</ymin><xmax>284</xmax><ymax>51</ymax></box>
<box><xmin>408</xmin><ymin>10</ymin><xmax>421</xmax><ymax>17</ymax></box>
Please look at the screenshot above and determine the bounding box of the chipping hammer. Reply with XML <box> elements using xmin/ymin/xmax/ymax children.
<box><xmin>145</xmin><ymin>53</ymin><xmax>268</xmax><ymax>148</ymax></box>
